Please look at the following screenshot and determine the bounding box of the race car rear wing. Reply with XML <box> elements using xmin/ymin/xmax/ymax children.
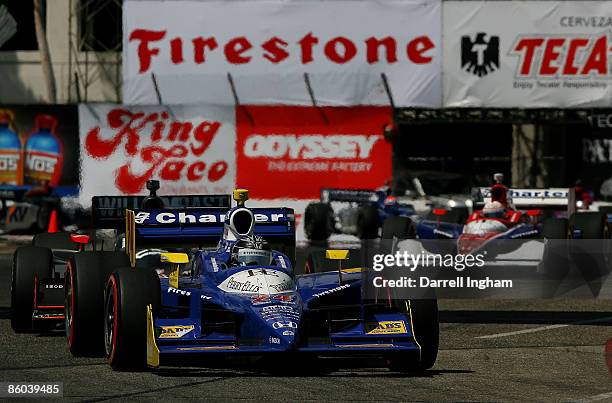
<box><xmin>91</xmin><ymin>194</ymin><xmax>231</xmax><ymax>229</ymax></box>
<box><xmin>130</xmin><ymin>207</ymin><xmax>295</xmax><ymax>244</ymax></box>
<box><xmin>472</xmin><ymin>187</ymin><xmax>570</xmax><ymax>210</ymax></box>
<box><xmin>320</xmin><ymin>188</ymin><xmax>376</xmax><ymax>203</ymax></box>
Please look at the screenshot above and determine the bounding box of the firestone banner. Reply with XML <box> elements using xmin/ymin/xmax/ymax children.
<box><xmin>123</xmin><ymin>0</ymin><xmax>441</xmax><ymax>107</ymax></box>
<box><xmin>236</xmin><ymin>106</ymin><xmax>393</xmax><ymax>199</ymax></box>
<box><xmin>78</xmin><ymin>104</ymin><xmax>236</xmax><ymax>206</ymax></box>
<box><xmin>444</xmin><ymin>1</ymin><xmax>612</xmax><ymax>108</ymax></box>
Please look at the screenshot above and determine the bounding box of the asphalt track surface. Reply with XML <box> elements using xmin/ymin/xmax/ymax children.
<box><xmin>1</xmin><ymin>243</ymin><xmax>612</xmax><ymax>401</ymax></box>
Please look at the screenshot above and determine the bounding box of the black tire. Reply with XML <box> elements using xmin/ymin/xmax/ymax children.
<box><xmin>34</xmin><ymin>203</ymin><xmax>53</xmax><ymax>232</ymax></box>
<box><xmin>304</xmin><ymin>203</ymin><xmax>334</xmax><ymax>241</ymax></box>
<box><xmin>65</xmin><ymin>251</ymin><xmax>130</xmax><ymax>356</ymax></box>
<box><xmin>387</xmin><ymin>299</ymin><xmax>439</xmax><ymax>372</ymax></box>
<box><xmin>571</xmin><ymin>212</ymin><xmax>608</xmax><ymax>239</ymax></box>
<box><xmin>11</xmin><ymin>247</ymin><xmax>53</xmax><ymax>333</ymax></box>
<box><xmin>105</xmin><ymin>267</ymin><xmax>160</xmax><ymax>371</ymax></box>
<box><xmin>32</xmin><ymin>232</ymin><xmax>76</xmax><ymax>250</ymax></box>
<box><xmin>356</xmin><ymin>204</ymin><xmax>380</xmax><ymax>239</ymax></box>
<box><xmin>541</xmin><ymin>218</ymin><xmax>568</xmax><ymax>240</ymax></box>
<box><xmin>381</xmin><ymin>216</ymin><xmax>416</xmax><ymax>239</ymax></box>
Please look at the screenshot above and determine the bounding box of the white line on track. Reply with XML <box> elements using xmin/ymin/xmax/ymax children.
<box><xmin>569</xmin><ymin>390</ymin><xmax>612</xmax><ymax>402</ymax></box>
<box><xmin>475</xmin><ymin>316</ymin><xmax>612</xmax><ymax>339</ymax></box>
<box><xmin>476</xmin><ymin>324</ymin><xmax>569</xmax><ymax>339</ymax></box>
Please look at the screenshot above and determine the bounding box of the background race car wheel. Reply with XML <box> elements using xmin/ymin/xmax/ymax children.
<box><xmin>34</xmin><ymin>203</ymin><xmax>52</xmax><ymax>232</ymax></box>
<box><xmin>381</xmin><ymin>216</ymin><xmax>416</xmax><ymax>239</ymax></box>
<box><xmin>66</xmin><ymin>251</ymin><xmax>130</xmax><ymax>356</ymax></box>
<box><xmin>541</xmin><ymin>217</ymin><xmax>569</xmax><ymax>240</ymax></box>
<box><xmin>11</xmin><ymin>246</ymin><xmax>53</xmax><ymax>333</ymax></box>
<box><xmin>105</xmin><ymin>267</ymin><xmax>160</xmax><ymax>371</ymax></box>
<box><xmin>356</xmin><ymin>204</ymin><xmax>380</xmax><ymax>239</ymax></box>
<box><xmin>571</xmin><ymin>212</ymin><xmax>608</xmax><ymax>239</ymax></box>
<box><xmin>304</xmin><ymin>203</ymin><xmax>333</xmax><ymax>241</ymax></box>
<box><xmin>387</xmin><ymin>299</ymin><xmax>439</xmax><ymax>373</ymax></box>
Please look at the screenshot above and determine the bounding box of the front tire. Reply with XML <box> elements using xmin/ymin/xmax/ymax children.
<box><xmin>11</xmin><ymin>247</ymin><xmax>53</xmax><ymax>332</ymax></box>
<box><xmin>105</xmin><ymin>267</ymin><xmax>160</xmax><ymax>371</ymax></box>
<box><xmin>304</xmin><ymin>203</ymin><xmax>334</xmax><ymax>241</ymax></box>
<box><xmin>65</xmin><ymin>251</ymin><xmax>130</xmax><ymax>356</ymax></box>
<box><xmin>387</xmin><ymin>299</ymin><xmax>439</xmax><ymax>372</ymax></box>
<box><xmin>356</xmin><ymin>204</ymin><xmax>380</xmax><ymax>239</ymax></box>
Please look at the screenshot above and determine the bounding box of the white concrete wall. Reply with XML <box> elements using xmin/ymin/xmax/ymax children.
<box><xmin>0</xmin><ymin>0</ymin><xmax>121</xmax><ymax>104</ymax></box>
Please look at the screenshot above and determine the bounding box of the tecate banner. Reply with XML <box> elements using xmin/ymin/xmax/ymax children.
<box><xmin>123</xmin><ymin>0</ymin><xmax>441</xmax><ymax>107</ymax></box>
<box><xmin>444</xmin><ymin>1</ymin><xmax>612</xmax><ymax>108</ymax></box>
<box><xmin>236</xmin><ymin>106</ymin><xmax>393</xmax><ymax>199</ymax></box>
<box><xmin>78</xmin><ymin>104</ymin><xmax>236</xmax><ymax>205</ymax></box>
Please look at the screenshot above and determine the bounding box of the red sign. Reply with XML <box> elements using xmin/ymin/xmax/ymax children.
<box><xmin>236</xmin><ymin>106</ymin><xmax>392</xmax><ymax>199</ymax></box>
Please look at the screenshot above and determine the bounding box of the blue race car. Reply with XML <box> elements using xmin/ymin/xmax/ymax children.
<box><xmin>66</xmin><ymin>188</ymin><xmax>438</xmax><ymax>372</ymax></box>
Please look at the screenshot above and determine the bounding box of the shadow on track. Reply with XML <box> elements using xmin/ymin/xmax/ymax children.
<box><xmin>440</xmin><ymin>310</ymin><xmax>612</xmax><ymax>325</ymax></box>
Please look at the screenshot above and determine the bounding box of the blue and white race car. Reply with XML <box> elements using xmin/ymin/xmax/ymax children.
<box><xmin>65</xmin><ymin>187</ymin><xmax>438</xmax><ymax>372</ymax></box>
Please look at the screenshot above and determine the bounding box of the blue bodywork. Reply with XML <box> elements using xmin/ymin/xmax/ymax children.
<box><xmin>134</xmin><ymin>203</ymin><xmax>419</xmax><ymax>360</ymax></box>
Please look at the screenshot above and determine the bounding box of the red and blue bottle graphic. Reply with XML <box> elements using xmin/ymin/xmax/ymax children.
<box><xmin>23</xmin><ymin>114</ymin><xmax>63</xmax><ymax>186</ymax></box>
<box><xmin>0</xmin><ymin>110</ymin><xmax>22</xmax><ymax>185</ymax></box>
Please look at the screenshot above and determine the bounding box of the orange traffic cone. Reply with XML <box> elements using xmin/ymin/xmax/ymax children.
<box><xmin>47</xmin><ymin>209</ymin><xmax>59</xmax><ymax>233</ymax></box>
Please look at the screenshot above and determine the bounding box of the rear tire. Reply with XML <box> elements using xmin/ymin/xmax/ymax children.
<box><xmin>304</xmin><ymin>203</ymin><xmax>333</xmax><ymax>241</ymax></box>
<box><xmin>105</xmin><ymin>267</ymin><xmax>160</xmax><ymax>371</ymax></box>
<box><xmin>387</xmin><ymin>299</ymin><xmax>439</xmax><ymax>372</ymax></box>
<box><xmin>382</xmin><ymin>216</ymin><xmax>416</xmax><ymax>239</ymax></box>
<box><xmin>65</xmin><ymin>251</ymin><xmax>130</xmax><ymax>356</ymax></box>
<box><xmin>11</xmin><ymin>247</ymin><xmax>53</xmax><ymax>333</ymax></box>
<box><xmin>541</xmin><ymin>218</ymin><xmax>568</xmax><ymax>239</ymax></box>
<box><xmin>571</xmin><ymin>212</ymin><xmax>608</xmax><ymax>239</ymax></box>
<box><xmin>356</xmin><ymin>204</ymin><xmax>380</xmax><ymax>239</ymax></box>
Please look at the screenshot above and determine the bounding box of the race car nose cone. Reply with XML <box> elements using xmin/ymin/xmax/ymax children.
<box><xmin>270</xmin><ymin>322</ymin><xmax>298</xmax><ymax>349</ymax></box>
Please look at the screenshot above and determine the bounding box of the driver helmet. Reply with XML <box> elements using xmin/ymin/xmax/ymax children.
<box><xmin>482</xmin><ymin>201</ymin><xmax>505</xmax><ymax>218</ymax></box>
<box><xmin>384</xmin><ymin>195</ymin><xmax>397</xmax><ymax>206</ymax></box>
<box><xmin>231</xmin><ymin>235</ymin><xmax>273</xmax><ymax>266</ymax></box>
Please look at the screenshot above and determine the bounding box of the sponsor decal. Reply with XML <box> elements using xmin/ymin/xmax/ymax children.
<box><xmin>510</xmin><ymin>33</ymin><xmax>611</xmax><ymax>79</ymax></box>
<box><xmin>272</xmin><ymin>321</ymin><xmax>297</xmax><ymax>329</ymax></box>
<box><xmin>365</xmin><ymin>320</ymin><xmax>407</xmax><ymax>335</ymax></box>
<box><xmin>243</xmin><ymin>134</ymin><xmax>380</xmax><ymax>159</ymax></box>
<box><xmin>480</xmin><ymin>188</ymin><xmax>568</xmax><ymax>199</ymax></box>
<box><xmin>283</xmin><ymin>330</ymin><xmax>295</xmax><ymax>336</ymax></box>
<box><xmin>219</xmin><ymin>269</ymin><xmax>294</xmax><ymax>295</ymax></box>
<box><xmin>44</xmin><ymin>284</ymin><xmax>63</xmax><ymax>289</ymax></box>
<box><xmin>167</xmin><ymin>287</ymin><xmax>191</xmax><ymax>296</ymax></box>
<box><xmin>210</xmin><ymin>257</ymin><xmax>219</xmax><ymax>273</ymax></box>
<box><xmin>134</xmin><ymin>211</ymin><xmax>284</xmax><ymax>225</ymax></box>
<box><xmin>159</xmin><ymin>325</ymin><xmax>195</xmax><ymax>339</ymax></box>
<box><xmin>200</xmin><ymin>295</ymin><xmax>212</xmax><ymax>300</ymax></box>
<box><xmin>461</xmin><ymin>33</ymin><xmax>499</xmax><ymax>77</ymax></box>
<box><xmin>83</xmin><ymin>108</ymin><xmax>229</xmax><ymax>194</ymax></box>
<box><xmin>269</xmin><ymin>336</ymin><xmax>280</xmax><ymax>345</ymax></box>
<box><xmin>312</xmin><ymin>284</ymin><xmax>350</xmax><ymax>299</ymax></box>
<box><xmin>79</xmin><ymin>104</ymin><xmax>236</xmax><ymax>203</ymax></box>
<box><xmin>272</xmin><ymin>294</ymin><xmax>295</xmax><ymax>303</ymax></box>
<box><xmin>236</xmin><ymin>106</ymin><xmax>392</xmax><ymax>199</ymax></box>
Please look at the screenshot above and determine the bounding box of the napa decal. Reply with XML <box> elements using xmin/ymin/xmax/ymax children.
<box><xmin>365</xmin><ymin>321</ymin><xmax>407</xmax><ymax>335</ymax></box>
<box><xmin>158</xmin><ymin>325</ymin><xmax>195</xmax><ymax>339</ymax></box>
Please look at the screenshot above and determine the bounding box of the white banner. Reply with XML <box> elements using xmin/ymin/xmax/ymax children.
<box><xmin>78</xmin><ymin>104</ymin><xmax>236</xmax><ymax>206</ymax></box>
<box><xmin>123</xmin><ymin>0</ymin><xmax>441</xmax><ymax>107</ymax></box>
<box><xmin>444</xmin><ymin>1</ymin><xmax>612</xmax><ymax>108</ymax></box>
